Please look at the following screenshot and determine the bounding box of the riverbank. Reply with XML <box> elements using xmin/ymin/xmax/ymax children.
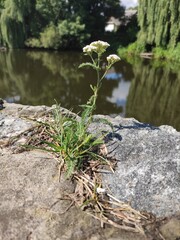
<box><xmin>0</xmin><ymin>102</ymin><xmax>180</xmax><ymax>239</ymax></box>
<box><xmin>118</xmin><ymin>42</ymin><xmax>180</xmax><ymax>63</ymax></box>
<box><xmin>0</xmin><ymin>47</ymin><xmax>7</xmax><ymax>52</ymax></box>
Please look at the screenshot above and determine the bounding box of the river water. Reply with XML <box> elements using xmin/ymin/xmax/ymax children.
<box><xmin>0</xmin><ymin>50</ymin><xmax>179</xmax><ymax>130</ymax></box>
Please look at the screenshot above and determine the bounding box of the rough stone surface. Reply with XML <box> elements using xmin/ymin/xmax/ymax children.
<box><xmin>89</xmin><ymin>115</ymin><xmax>180</xmax><ymax>218</ymax></box>
<box><xmin>2</xmin><ymin>150</ymin><xmax>138</xmax><ymax>240</ymax></box>
<box><xmin>0</xmin><ymin>103</ymin><xmax>50</xmax><ymax>145</ymax></box>
<box><xmin>1</xmin><ymin>102</ymin><xmax>51</xmax><ymax>118</ymax></box>
<box><xmin>0</xmin><ymin>103</ymin><xmax>180</xmax><ymax>240</ymax></box>
<box><xmin>0</xmin><ymin>103</ymin><xmax>147</xmax><ymax>240</ymax></box>
<box><xmin>159</xmin><ymin>217</ymin><xmax>180</xmax><ymax>240</ymax></box>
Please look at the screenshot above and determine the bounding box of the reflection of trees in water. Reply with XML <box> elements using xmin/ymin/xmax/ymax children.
<box><xmin>1</xmin><ymin>51</ymin><xmax>179</xmax><ymax>128</ymax></box>
<box><xmin>0</xmin><ymin>51</ymin><xmax>18</xmax><ymax>98</ymax></box>
<box><xmin>26</xmin><ymin>51</ymin><xmax>86</xmax><ymax>107</ymax></box>
<box><xmin>113</xmin><ymin>60</ymin><xmax>134</xmax><ymax>82</ymax></box>
<box><xmin>0</xmin><ymin>50</ymin><xmax>122</xmax><ymax>114</ymax></box>
<box><xmin>126</xmin><ymin>59</ymin><xmax>180</xmax><ymax>130</ymax></box>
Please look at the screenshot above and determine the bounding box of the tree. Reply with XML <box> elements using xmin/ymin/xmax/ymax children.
<box><xmin>0</xmin><ymin>0</ymin><xmax>5</xmax><ymax>45</ymax></box>
<box><xmin>0</xmin><ymin>0</ymin><xmax>4</xmax><ymax>10</ymax></box>
<box><xmin>68</xmin><ymin>0</ymin><xmax>124</xmax><ymax>40</ymax></box>
<box><xmin>0</xmin><ymin>0</ymin><xmax>124</xmax><ymax>49</ymax></box>
<box><xmin>26</xmin><ymin>17</ymin><xmax>88</xmax><ymax>49</ymax></box>
<box><xmin>0</xmin><ymin>0</ymin><xmax>36</xmax><ymax>48</ymax></box>
<box><xmin>137</xmin><ymin>0</ymin><xmax>180</xmax><ymax>49</ymax></box>
<box><xmin>32</xmin><ymin>0</ymin><xmax>124</xmax><ymax>48</ymax></box>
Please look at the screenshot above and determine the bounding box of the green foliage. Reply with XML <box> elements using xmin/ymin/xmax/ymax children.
<box><xmin>0</xmin><ymin>0</ymin><xmax>4</xmax><ymax>45</ymax></box>
<box><xmin>127</xmin><ymin>42</ymin><xmax>145</xmax><ymax>54</ymax></box>
<box><xmin>152</xmin><ymin>47</ymin><xmax>168</xmax><ymax>59</ymax></box>
<box><xmin>25</xmin><ymin>37</ymin><xmax>41</xmax><ymax>48</ymax></box>
<box><xmin>166</xmin><ymin>43</ymin><xmax>180</xmax><ymax>62</ymax></box>
<box><xmin>0</xmin><ymin>0</ymin><xmax>36</xmax><ymax>48</ymax></box>
<box><xmin>0</xmin><ymin>0</ymin><xmax>124</xmax><ymax>49</ymax></box>
<box><xmin>117</xmin><ymin>46</ymin><xmax>128</xmax><ymax>58</ymax></box>
<box><xmin>152</xmin><ymin>43</ymin><xmax>180</xmax><ymax>62</ymax></box>
<box><xmin>137</xmin><ymin>0</ymin><xmax>180</xmax><ymax>50</ymax></box>
<box><xmin>40</xmin><ymin>23</ymin><xmax>59</xmax><ymax>49</ymax></box>
<box><xmin>118</xmin><ymin>42</ymin><xmax>180</xmax><ymax>63</ymax></box>
<box><xmin>57</xmin><ymin>17</ymin><xmax>89</xmax><ymax>49</ymax></box>
<box><xmin>36</xmin><ymin>0</ymin><xmax>64</xmax><ymax>24</ymax></box>
<box><xmin>45</xmin><ymin>105</ymin><xmax>104</xmax><ymax>177</ymax></box>
<box><xmin>26</xmin><ymin>17</ymin><xmax>88</xmax><ymax>49</ymax></box>
<box><xmin>118</xmin><ymin>1</ymin><xmax>180</xmax><ymax>63</ymax></box>
<box><xmin>117</xmin><ymin>42</ymin><xmax>145</xmax><ymax>58</ymax></box>
<box><xmin>0</xmin><ymin>0</ymin><xmax>5</xmax><ymax>14</ymax></box>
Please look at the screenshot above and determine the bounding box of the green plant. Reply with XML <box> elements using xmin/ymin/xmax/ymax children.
<box><xmin>117</xmin><ymin>45</ymin><xmax>128</xmax><ymax>58</ymax></box>
<box><xmin>44</xmin><ymin>41</ymin><xmax>120</xmax><ymax>177</ymax></box>
<box><xmin>26</xmin><ymin>17</ymin><xmax>89</xmax><ymax>50</ymax></box>
<box><xmin>166</xmin><ymin>43</ymin><xmax>180</xmax><ymax>62</ymax></box>
<box><xmin>79</xmin><ymin>40</ymin><xmax>120</xmax><ymax>115</ymax></box>
<box><xmin>117</xmin><ymin>42</ymin><xmax>145</xmax><ymax>59</ymax></box>
<box><xmin>152</xmin><ymin>47</ymin><xmax>167</xmax><ymax>59</ymax></box>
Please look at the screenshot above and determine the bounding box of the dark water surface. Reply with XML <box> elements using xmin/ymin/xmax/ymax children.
<box><xmin>0</xmin><ymin>50</ymin><xmax>180</xmax><ymax>130</ymax></box>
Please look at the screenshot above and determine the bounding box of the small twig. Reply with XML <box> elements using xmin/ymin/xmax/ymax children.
<box><xmin>59</xmin><ymin>200</ymin><xmax>75</xmax><ymax>215</ymax></box>
<box><xmin>92</xmin><ymin>169</ymin><xmax>112</xmax><ymax>173</ymax></box>
<box><xmin>75</xmin><ymin>175</ymin><xmax>93</xmax><ymax>196</ymax></box>
<box><xmin>158</xmin><ymin>232</ymin><xmax>166</xmax><ymax>240</ymax></box>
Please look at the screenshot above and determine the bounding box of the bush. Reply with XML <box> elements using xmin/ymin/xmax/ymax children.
<box><xmin>167</xmin><ymin>43</ymin><xmax>180</xmax><ymax>62</ymax></box>
<box><xmin>26</xmin><ymin>17</ymin><xmax>89</xmax><ymax>50</ymax></box>
<box><xmin>57</xmin><ymin>17</ymin><xmax>89</xmax><ymax>49</ymax></box>
<box><xmin>117</xmin><ymin>45</ymin><xmax>128</xmax><ymax>58</ymax></box>
<box><xmin>152</xmin><ymin>47</ymin><xmax>167</xmax><ymax>59</ymax></box>
<box><xmin>152</xmin><ymin>44</ymin><xmax>180</xmax><ymax>63</ymax></box>
<box><xmin>117</xmin><ymin>42</ymin><xmax>145</xmax><ymax>59</ymax></box>
<box><xmin>26</xmin><ymin>23</ymin><xmax>60</xmax><ymax>49</ymax></box>
<box><xmin>40</xmin><ymin>23</ymin><xmax>60</xmax><ymax>49</ymax></box>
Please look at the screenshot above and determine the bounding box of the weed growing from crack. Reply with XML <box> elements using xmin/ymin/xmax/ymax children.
<box><xmin>45</xmin><ymin>40</ymin><xmax>120</xmax><ymax>177</ymax></box>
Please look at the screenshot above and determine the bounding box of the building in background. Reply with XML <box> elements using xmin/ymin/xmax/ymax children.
<box><xmin>105</xmin><ymin>9</ymin><xmax>137</xmax><ymax>32</ymax></box>
<box><xmin>121</xmin><ymin>0</ymin><xmax>138</xmax><ymax>9</ymax></box>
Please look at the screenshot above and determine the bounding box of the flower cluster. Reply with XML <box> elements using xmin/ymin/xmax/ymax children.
<box><xmin>81</xmin><ymin>40</ymin><xmax>121</xmax><ymax>80</ymax></box>
<box><xmin>107</xmin><ymin>54</ymin><xmax>121</xmax><ymax>65</ymax></box>
<box><xmin>83</xmin><ymin>40</ymin><xmax>110</xmax><ymax>55</ymax></box>
<box><xmin>83</xmin><ymin>45</ymin><xmax>97</xmax><ymax>53</ymax></box>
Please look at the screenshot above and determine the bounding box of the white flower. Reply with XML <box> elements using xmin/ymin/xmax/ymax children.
<box><xmin>107</xmin><ymin>54</ymin><xmax>121</xmax><ymax>64</ymax></box>
<box><xmin>90</xmin><ymin>40</ymin><xmax>110</xmax><ymax>48</ymax></box>
<box><xmin>83</xmin><ymin>45</ymin><xmax>97</xmax><ymax>53</ymax></box>
<box><xmin>96</xmin><ymin>187</ymin><xmax>106</xmax><ymax>194</ymax></box>
<box><xmin>90</xmin><ymin>40</ymin><xmax>110</xmax><ymax>54</ymax></box>
<box><xmin>83</xmin><ymin>41</ymin><xmax>110</xmax><ymax>55</ymax></box>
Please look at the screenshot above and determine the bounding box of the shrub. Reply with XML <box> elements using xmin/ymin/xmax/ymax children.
<box><xmin>152</xmin><ymin>47</ymin><xmax>167</xmax><ymax>59</ymax></box>
<box><xmin>117</xmin><ymin>41</ymin><xmax>145</xmax><ymax>59</ymax></box>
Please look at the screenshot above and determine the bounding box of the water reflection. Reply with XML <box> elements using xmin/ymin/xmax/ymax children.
<box><xmin>0</xmin><ymin>50</ymin><xmax>179</xmax><ymax>130</ymax></box>
<box><xmin>0</xmin><ymin>50</ymin><xmax>123</xmax><ymax>114</ymax></box>
<box><xmin>106</xmin><ymin>67</ymin><xmax>131</xmax><ymax>116</ymax></box>
<box><xmin>126</xmin><ymin>58</ymin><xmax>180</xmax><ymax>130</ymax></box>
